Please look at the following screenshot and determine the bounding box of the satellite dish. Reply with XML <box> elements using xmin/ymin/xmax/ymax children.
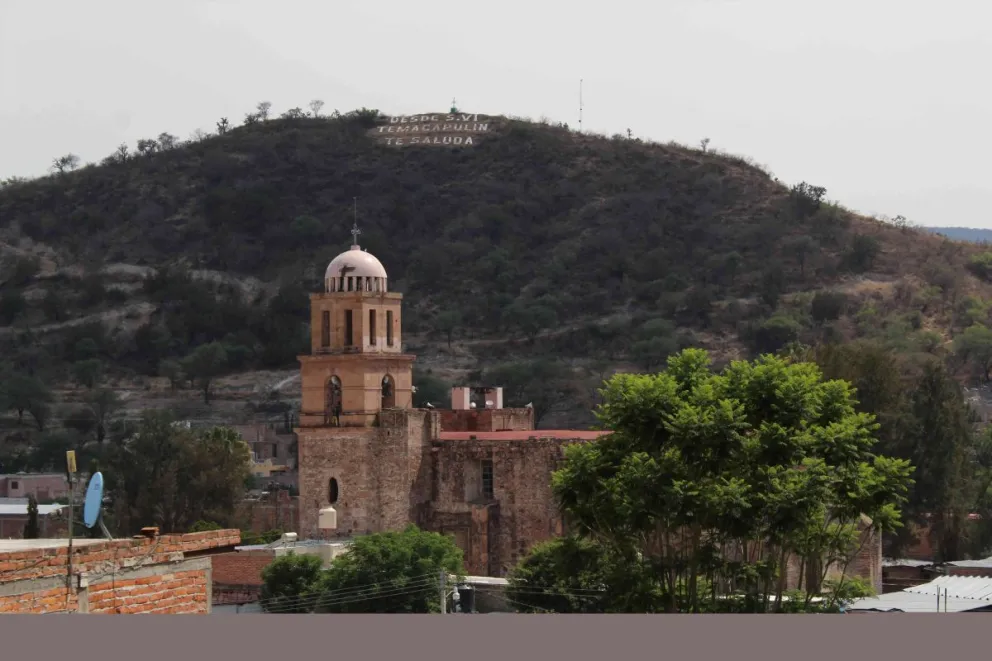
<box><xmin>83</xmin><ymin>472</ymin><xmax>104</xmax><ymax>528</ymax></box>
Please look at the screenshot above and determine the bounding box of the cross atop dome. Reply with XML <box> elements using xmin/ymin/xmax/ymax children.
<box><xmin>351</xmin><ymin>197</ymin><xmax>362</xmax><ymax>248</ymax></box>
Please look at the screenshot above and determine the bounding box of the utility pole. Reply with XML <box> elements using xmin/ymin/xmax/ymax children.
<box><xmin>64</xmin><ymin>451</ymin><xmax>77</xmax><ymax>612</ymax></box>
<box><xmin>439</xmin><ymin>569</ymin><xmax>447</xmax><ymax>614</ymax></box>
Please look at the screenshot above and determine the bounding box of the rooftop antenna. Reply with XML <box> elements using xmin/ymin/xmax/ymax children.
<box><xmin>351</xmin><ymin>197</ymin><xmax>361</xmax><ymax>248</ymax></box>
<box><xmin>64</xmin><ymin>450</ymin><xmax>77</xmax><ymax>610</ymax></box>
<box><xmin>83</xmin><ymin>470</ymin><xmax>113</xmax><ymax>539</ymax></box>
<box><xmin>579</xmin><ymin>79</ymin><xmax>583</xmax><ymax>133</ymax></box>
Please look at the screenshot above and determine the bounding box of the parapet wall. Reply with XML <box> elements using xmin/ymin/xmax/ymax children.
<box><xmin>0</xmin><ymin>529</ymin><xmax>240</xmax><ymax>614</ymax></box>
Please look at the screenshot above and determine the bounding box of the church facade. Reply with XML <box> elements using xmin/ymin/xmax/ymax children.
<box><xmin>294</xmin><ymin>234</ymin><xmax>883</xmax><ymax>589</ymax></box>
<box><xmin>294</xmin><ymin>234</ymin><xmax>607</xmax><ymax>576</ymax></box>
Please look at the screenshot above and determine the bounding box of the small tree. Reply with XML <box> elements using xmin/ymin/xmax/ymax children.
<box><xmin>181</xmin><ymin>342</ymin><xmax>228</xmax><ymax>403</ymax></box>
<box><xmin>50</xmin><ymin>154</ymin><xmax>80</xmax><ymax>175</ymax></box>
<box><xmin>157</xmin><ymin>132</ymin><xmax>179</xmax><ymax>150</ymax></box>
<box><xmin>216</xmin><ymin>117</ymin><xmax>230</xmax><ymax>134</ymax></box>
<box><xmin>256</xmin><ymin>101</ymin><xmax>272</xmax><ymax>120</ymax></box>
<box><xmin>1</xmin><ymin>373</ymin><xmax>53</xmax><ymax>426</ymax></box>
<box><xmin>314</xmin><ymin>525</ymin><xmax>464</xmax><ymax>613</ymax></box>
<box><xmin>71</xmin><ymin>359</ymin><xmax>104</xmax><ymax>389</ymax></box>
<box><xmin>435</xmin><ymin>310</ymin><xmax>461</xmax><ymax>349</ymax></box>
<box><xmin>136</xmin><ymin>139</ymin><xmax>159</xmax><ymax>155</ymax></box>
<box><xmin>24</xmin><ymin>494</ymin><xmax>40</xmax><ymax>538</ymax></box>
<box><xmin>260</xmin><ymin>552</ymin><xmax>325</xmax><ymax>613</ymax></box>
<box><xmin>309</xmin><ymin>99</ymin><xmax>325</xmax><ymax>118</ymax></box>
<box><xmin>158</xmin><ymin>359</ymin><xmax>184</xmax><ymax>391</ymax></box>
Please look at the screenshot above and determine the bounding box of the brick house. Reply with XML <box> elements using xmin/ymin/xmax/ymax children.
<box><xmin>0</xmin><ymin>529</ymin><xmax>240</xmax><ymax>614</ymax></box>
<box><xmin>0</xmin><ymin>473</ymin><xmax>71</xmax><ymax>501</ymax></box>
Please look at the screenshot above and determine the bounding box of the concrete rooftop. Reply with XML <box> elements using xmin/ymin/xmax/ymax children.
<box><xmin>0</xmin><ymin>538</ymin><xmax>105</xmax><ymax>553</ymax></box>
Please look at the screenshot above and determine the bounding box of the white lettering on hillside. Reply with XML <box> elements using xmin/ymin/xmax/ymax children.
<box><xmin>371</xmin><ymin>113</ymin><xmax>495</xmax><ymax>147</ymax></box>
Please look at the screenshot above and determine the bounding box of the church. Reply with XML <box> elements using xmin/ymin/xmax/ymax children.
<box><xmin>294</xmin><ymin>229</ymin><xmax>608</xmax><ymax>576</ymax></box>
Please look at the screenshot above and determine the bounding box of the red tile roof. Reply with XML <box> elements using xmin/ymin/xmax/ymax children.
<box><xmin>437</xmin><ymin>430</ymin><xmax>610</xmax><ymax>441</ymax></box>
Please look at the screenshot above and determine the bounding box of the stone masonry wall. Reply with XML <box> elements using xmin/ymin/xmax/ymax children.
<box><xmin>298</xmin><ymin>410</ymin><xmax>435</xmax><ymax>539</ymax></box>
<box><xmin>297</xmin><ymin>427</ymin><xmax>378</xmax><ymax>538</ymax></box>
<box><xmin>430</xmin><ymin>438</ymin><xmax>584</xmax><ymax>576</ymax></box>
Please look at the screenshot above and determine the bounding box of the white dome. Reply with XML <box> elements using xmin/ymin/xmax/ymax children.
<box><xmin>325</xmin><ymin>245</ymin><xmax>388</xmax><ymax>280</ymax></box>
<box><xmin>324</xmin><ymin>245</ymin><xmax>388</xmax><ymax>294</ymax></box>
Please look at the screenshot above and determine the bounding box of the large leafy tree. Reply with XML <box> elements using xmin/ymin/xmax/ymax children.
<box><xmin>314</xmin><ymin>525</ymin><xmax>464</xmax><ymax>614</ymax></box>
<box><xmin>102</xmin><ymin>411</ymin><xmax>252</xmax><ymax>534</ymax></box>
<box><xmin>540</xmin><ymin>348</ymin><xmax>913</xmax><ymax>613</ymax></box>
<box><xmin>806</xmin><ymin>341</ymin><xmax>987</xmax><ymax>561</ymax></box>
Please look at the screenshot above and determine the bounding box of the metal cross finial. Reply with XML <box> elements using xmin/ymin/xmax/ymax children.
<box><xmin>351</xmin><ymin>197</ymin><xmax>361</xmax><ymax>247</ymax></box>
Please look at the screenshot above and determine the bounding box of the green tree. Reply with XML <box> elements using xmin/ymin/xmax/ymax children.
<box><xmin>24</xmin><ymin>494</ymin><xmax>40</xmax><ymax>539</ymax></box>
<box><xmin>181</xmin><ymin>342</ymin><xmax>228</xmax><ymax>403</ymax></box>
<box><xmin>901</xmin><ymin>360</ymin><xmax>977</xmax><ymax>562</ymax></box>
<box><xmin>314</xmin><ymin>526</ymin><xmax>464</xmax><ymax>613</ymax></box>
<box><xmin>260</xmin><ymin>552</ymin><xmax>325</xmax><ymax>613</ymax></box>
<box><xmin>507</xmin><ymin>535</ymin><xmax>659</xmax><ymax>613</ymax></box>
<box><xmin>435</xmin><ymin>310</ymin><xmax>461</xmax><ymax>350</ymax></box>
<box><xmin>545</xmin><ymin>348</ymin><xmax>913</xmax><ymax>613</ymax></box>
<box><xmin>158</xmin><ymin>359</ymin><xmax>184</xmax><ymax>391</ymax></box>
<box><xmin>955</xmin><ymin>324</ymin><xmax>992</xmax><ymax>381</ymax></box>
<box><xmin>102</xmin><ymin>412</ymin><xmax>252</xmax><ymax>534</ymax></box>
<box><xmin>71</xmin><ymin>359</ymin><xmax>104</xmax><ymax>389</ymax></box>
<box><xmin>0</xmin><ymin>373</ymin><xmax>54</xmax><ymax>427</ymax></box>
<box><xmin>0</xmin><ymin>289</ymin><xmax>26</xmax><ymax>324</ymax></box>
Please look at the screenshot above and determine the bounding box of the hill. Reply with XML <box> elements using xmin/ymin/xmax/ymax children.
<box><xmin>3</xmin><ymin>107</ymin><xmax>992</xmax><ymax>437</ymax></box>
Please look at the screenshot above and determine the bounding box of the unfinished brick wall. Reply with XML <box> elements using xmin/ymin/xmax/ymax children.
<box><xmin>87</xmin><ymin>569</ymin><xmax>210</xmax><ymax>614</ymax></box>
<box><xmin>212</xmin><ymin>551</ymin><xmax>275</xmax><ymax>586</ymax></box>
<box><xmin>0</xmin><ymin>585</ymin><xmax>79</xmax><ymax>614</ymax></box>
<box><xmin>0</xmin><ymin>529</ymin><xmax>239</xmax><ymax>614</ymax></box>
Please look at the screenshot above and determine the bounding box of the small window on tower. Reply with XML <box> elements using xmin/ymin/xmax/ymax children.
<box><xmin>481</xmin><ymin>460</ymin><xmax>494</xmax><ymax>499</ymax></box>
<box><xmin>345</xmin><ymin>310</ymin><xmax>354</xmax><ymax>346</ymax></box>
<box><xmin>321</xmin><ymin>311</ymin><xmax>330</xmax><ymax>347</ymax></box>
<box><xmin>369</xmin><ymin>309</ymin><xmax>377</xmax><ymax>345</ymax></box>
<box><xmin>386</xmin><ymin>310</ymin><xmax>394</xmax><ymax>346</ymax></box>
<box><xmin>329</xmin><ymin>478</ymin><xmax>339</xmax><ymax>504</ymax></box>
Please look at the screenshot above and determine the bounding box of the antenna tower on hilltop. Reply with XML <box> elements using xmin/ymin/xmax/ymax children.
<box><xmin>579</xmin><ymin>79</ymin><xmax>584</xmax><ymax>133</ymax></box>
<box><xmin>451</xmin><ymin>97</ymin><xmax>458</xmax><ymax>113</ymax></box>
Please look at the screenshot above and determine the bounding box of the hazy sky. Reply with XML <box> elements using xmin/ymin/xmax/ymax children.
<box><xmin>2</xmin><ymin>0</ymin><xmax>990</xmax><ymax>227</ymax></box>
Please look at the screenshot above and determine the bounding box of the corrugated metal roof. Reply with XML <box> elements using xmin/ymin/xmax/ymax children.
<box><xmin>883</xmin><ymin>558</ymin><xmax>933</xmax><ymax>568</ymax></box>
<box><xmin>848</xmin><ymin>575</ymin><xmax>992</xmax><ymax>613</ymax></box>
<box><xmin>946</xmin><ymin>557</ymin><xmax>992</xmax><ymax>569</ymax></box>
<box><xmin>438</xmin><ymin>430</ymin><xmax>609</xmax><ymax>441</ymax></box>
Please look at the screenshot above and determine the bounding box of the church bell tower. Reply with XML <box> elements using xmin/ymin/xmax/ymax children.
<box><xmin>297</xmin><ymin>219</ymin><xmax>415</xmax><ymax>428</ymax></box>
